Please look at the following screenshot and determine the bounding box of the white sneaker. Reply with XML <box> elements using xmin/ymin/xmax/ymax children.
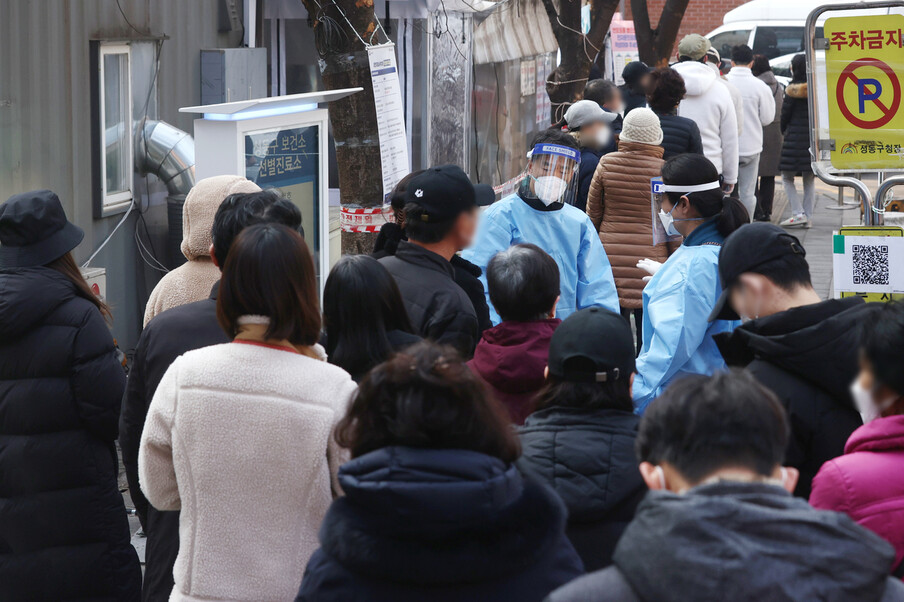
<box><xmin>780</xmin><ymin>214</ymin><xmax>809</xmax><ymax>228</ymax></box>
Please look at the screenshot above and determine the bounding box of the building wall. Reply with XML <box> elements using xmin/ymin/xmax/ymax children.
<box><xmin>0</xmin><ymin>0</ymin><xmax>240</xmax><ymax>352</ymax></box>
<box><xmin>624</xmin><ymin>0</ymin><xmax>748</xmax><ymax>57</ymax></box>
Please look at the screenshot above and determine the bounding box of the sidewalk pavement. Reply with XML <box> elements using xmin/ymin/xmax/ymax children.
<box><xmin>770</xmin><ymin>177</ymin><xmax>867</xmax><ymax>299</ymax></box>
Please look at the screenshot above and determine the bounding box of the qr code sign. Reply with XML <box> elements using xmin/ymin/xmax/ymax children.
<box><xmin>852</xmin><ymin>244</ymin><xmax>890</xmax><ymax>285</ymax></box>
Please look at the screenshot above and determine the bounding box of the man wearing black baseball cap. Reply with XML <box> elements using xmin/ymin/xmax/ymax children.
<box><xmin>379</xmin><ymin>164</ymin><xmax>494</xmax><ymax>357</ymax></box>
<box><xmin>712</xmin><ymin>222</ymin><xmax>874</xmax><ymax>498</ymax></box>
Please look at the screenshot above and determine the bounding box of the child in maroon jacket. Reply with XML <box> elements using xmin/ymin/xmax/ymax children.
<box><xmin>468</xmin><ymin>244</ymin><xmax>561</xmax><ymax>424</ymax></box>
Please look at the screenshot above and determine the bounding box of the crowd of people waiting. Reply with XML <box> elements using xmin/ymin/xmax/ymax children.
<box><xmin>0</xmin><ymin>32</ymin><xmax>903</xmax><ymax>602</ymax></box>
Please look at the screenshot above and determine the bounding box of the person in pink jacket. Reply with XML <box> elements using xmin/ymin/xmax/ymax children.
<box><xmin>810</xmin><ymin>301</ymin><xmax>904</xmax><ymax>578</ymax></box>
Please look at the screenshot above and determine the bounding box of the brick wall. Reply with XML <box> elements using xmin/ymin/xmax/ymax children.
<box><xmin>624</xmin><ymin>0</ymin><xmax>748</xmax><ymax>59</ymax></box>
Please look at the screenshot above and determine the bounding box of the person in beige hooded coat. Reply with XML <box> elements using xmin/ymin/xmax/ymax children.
<box><xmin>143</xmin><ymin>175</ymin><xmax>260</xmax><ymax>326</ymax></box>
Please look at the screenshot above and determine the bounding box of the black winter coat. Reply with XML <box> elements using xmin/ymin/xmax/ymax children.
<box><xmin>779</xmin><ymin>82</ymin><xmax>812</xmax><ymax>173</ymax></box>
<box><xmin>380</xmin><ymin>241</ymin><xmax>480</xmax><ymax>357</ymax></box>
<box><xmin>120</xmin><ymin>283</ymin><xmax>229</xmax><ymax>601</ymax></box>
<box><xmin>373</xmin><ymin>222</ymin><xmax>492</xmax><ymax>335</ymax></box>
<box><xmin>519</xmin><ymin>407</ymin><xmax>645</xmax><ymax>571</ymax></box>
<box><xmin>575</xmin><ymin>147</ymin><xmax>604</xmax><ymax>213</ymax></box>
<box><xmin>296</xmin><ymin>446</ymin><xmax>584</xmax><ymax>601</ymax></box>
<box><xmin>619</xmin><ymin>84</ymin><xmax>647</xmax><ymax>116</ymax></box>
<box><xmin>655</xmin><ymin>111</ymin><xmax>704</xmax><ymax>160</ymax></box>
<box><xmin>0</xmin><ymin>268</ymin><xmax>141</xmax><ymax>601</ymax></box>
<box><xmin>716</xmin><ymin>297</ymin><xmax>872</xmax><ymax>498</ymax></box>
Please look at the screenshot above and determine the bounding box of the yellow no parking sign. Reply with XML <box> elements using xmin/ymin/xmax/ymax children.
<box><xmin>826</xmin><ymin>14</ymin><xmax>904</xmax><ymax>170</ymax></box>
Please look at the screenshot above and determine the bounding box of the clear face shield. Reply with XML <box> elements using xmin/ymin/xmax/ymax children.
<box><xmin>651</xmin><ymin>177</ymin><xmax>721</xmax><ymax>245</ymax></box>
<box><xmin>520</xmin><ymin>144</ymin><xmax>581</xmax><ymax>207</ymax></box>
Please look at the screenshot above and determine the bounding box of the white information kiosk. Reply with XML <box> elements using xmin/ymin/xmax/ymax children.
<box><xmin>180</xmin><ymin>88</ymin><xmax>361</xmax><ymax>286</ymax></box>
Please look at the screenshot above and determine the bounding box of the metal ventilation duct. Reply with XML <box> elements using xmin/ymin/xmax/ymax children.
<box><xmin>136</xmin><ymin>118</ymin><xmax>196</xmax><ymax>196</ymax></box>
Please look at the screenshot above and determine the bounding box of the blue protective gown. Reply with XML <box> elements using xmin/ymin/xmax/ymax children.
<box><xmin>633</xmin><ymin>219</ymin><xmax>741</xmax><ymax>413</ymax></box>
<box><xmin>462</xmin><ymin>194</ymin><xmax>620</xmax><ymax>324</ymax></box>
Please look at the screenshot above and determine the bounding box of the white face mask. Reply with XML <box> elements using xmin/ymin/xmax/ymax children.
<box><xmin>658</xmin><ymin>208</ymin><xmax>681</xmax><ymax>237</ymax></box>
<box><xmin>595</xmin><ymin>127</ymin><xmax>612</xmax><ymax>150</ymax></box>
<box><xmin>850</xmin><ymin>379</ymin><xmax>897</xmax><ymax>424</ymax></box>
<box><xmin>659</xmin><ymin>197</ymin><xmax>704</xmax><ymax>237</ymax></box>
<box><xmin>532</xmin><ymin>176</ymin><xmax>568</xmax><ymax>206</ymax></box>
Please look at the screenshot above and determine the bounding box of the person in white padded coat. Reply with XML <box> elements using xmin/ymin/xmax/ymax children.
<box><xmin>139</xmin><ymin>223</ymin><xmax>357</xmax><ymax>602</ymax></box>
<box><xmin>672</xmin><ymin>34</ymin><xmax>740</xmax><ymax>193</ymax></box>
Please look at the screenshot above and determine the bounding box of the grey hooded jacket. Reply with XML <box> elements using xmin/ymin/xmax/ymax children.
<box><xmin>547</xmin><ymin>481</ymin><xmax>904</xmax><ymax>602</ymax></box>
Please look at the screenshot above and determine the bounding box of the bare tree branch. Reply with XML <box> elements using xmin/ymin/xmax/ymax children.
<box><xmin>543</xmin><ymin>0</ymin><xmax>619</xmax><ymax>122</ymax></box>
<box><xmin>656</xmin><ymin>0</ymin><xmax>690</xmax><ymax>61</ymax></box>
<box><xmin>539</xmin><ymin>0</ymin><xmax>561</xmax><ymax>40</ymax></box>
<box><xmin>631</xmin><ymin>0</ymin><xmax>690</xmax><ymax>66</ymax></box>
<box><xmin>630</xmin><ymin>0</ymin><xmax>653</xmax><ymax>54</ymax></box>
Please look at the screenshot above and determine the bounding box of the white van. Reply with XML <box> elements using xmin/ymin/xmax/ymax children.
<box><xmin>707</xmin><ymin>0</ymin><xmax>902</xmax><ymax>60</ymax></box>
<box><xmin>705</xmin><ymin>0</ymin><xmax>843</xmax><ymax>60</ymax></box>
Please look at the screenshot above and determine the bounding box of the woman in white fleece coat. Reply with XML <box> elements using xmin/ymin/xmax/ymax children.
<box><xmin>139</xmin><ymin>223</ymin><xmax>356</xmax><ymax>602</ymax></box>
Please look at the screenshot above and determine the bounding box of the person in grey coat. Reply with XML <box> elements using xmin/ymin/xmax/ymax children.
<box><xmin>751</xmin><ymin>54</ymin><xmax>783</xmax><ymax>221</ymax></box>
<box><xmin>547</xmin><ymin>370</ymin><xmax>904</xmax><ymax>602</ymax></box>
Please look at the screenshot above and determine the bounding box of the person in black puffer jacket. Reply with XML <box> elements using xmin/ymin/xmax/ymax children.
<box><xmin>779</xmin><ymin>54</ymin><xmax>814</xmax><ymax>228</ymax></box>
<box><xmin>520</xmin><ymin>308</ymin><xmax>646</xmax><ymax>571</ymax></box>
<box><xmin>711</xmin><ymin>223</ymin><xmax>871</xmax><ymax>498</ymax></box>
<box><xmin>647</xmin><ymin>67</ymin><xmax>704</xmax><ymax>160</ymax></box>
<box><xmin>0</xmin><ymin>191</ymin><xmax>141</xmax><ymax>601</ymax></box>
<box><xmin>373</xmin><ymin>170</ymin><xmax>492</xmax><ymax>336</ymax></box>
<box><xmin>296</xmin><ymin>342</ymin><xmax>584</xmax><ymax>601</ymax></box>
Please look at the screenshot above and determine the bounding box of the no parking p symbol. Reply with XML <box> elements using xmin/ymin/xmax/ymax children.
<box><xmin>858</xmin><ymin>78</ymin><xmax>882</xmax><ymax>113</ymax></box>
<box><xmin>825</xmin><ymin>13</ymin><xmax>904</xmax><ymax>170</ymax></box>
<box><xmin>837</xmin><ymin>58</ymin><xmax>901</xmax><ymax>129</ymax></box>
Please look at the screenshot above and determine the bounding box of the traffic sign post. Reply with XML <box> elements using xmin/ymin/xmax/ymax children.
<box><xmin>806</xmin><ymin>2</ymin><xmax>904</xmax><ymax>225</ymax></box>
<box><xmin>825</xmin><ymin>15</ymin><xmax>904</xmax><ymax>170</ymax></box>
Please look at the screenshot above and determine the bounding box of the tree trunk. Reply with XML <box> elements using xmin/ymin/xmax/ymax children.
<box><xmin>299</xmin><ymin>0</ymin><xmax>383</xmax><ymax>254</ymax></box>
<box><xmin>541</xmin><ymin>0</ymin><xmax>620</xmax><ymax>124</ymax></box>
<box><xmin>631</xmin><ymin>0</ymin><xmax>690</xmax><ymax>68</ymax></box>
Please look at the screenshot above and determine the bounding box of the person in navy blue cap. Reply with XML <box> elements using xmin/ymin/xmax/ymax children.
<box><xmin>0</xmin><ymin>190</ymin><xmax>141</xmax><ymax>600</ymax></box>
<box><xmin>379</xmin><ymin>164</ymin><xmax>494</xmax><ymax>357</ymax></box>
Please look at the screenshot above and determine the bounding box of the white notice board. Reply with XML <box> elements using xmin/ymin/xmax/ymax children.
<box><xmin>367</xmin><ymin>43</ymin><xmax>411</xmax><ymax>203</ymax></box>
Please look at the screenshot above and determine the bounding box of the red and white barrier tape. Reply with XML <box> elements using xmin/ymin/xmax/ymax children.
<box><xmin>340</xmin><ymin>206</ymin><xmax>394</xmax><ymax>233</ymax></box>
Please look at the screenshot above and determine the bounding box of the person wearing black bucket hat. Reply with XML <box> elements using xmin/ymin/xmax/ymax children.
<box><xmin>520</xmin><ymin>307</ymin><xmax>646</xmax><ymax>571</ymax></box>
<box><xmin>0</xmin><ymin>190</ymin><xmax>141</xmax><ymax>599</ymax></box>
<box><xmin>713</xmin><ymin>222</ymin><xmax>875</xmax><ymax>498</ymax></box>
<box><xmin>0</xmin><ymin>189</ymin><xmax>85</xmax><ymax>267</ymax></box>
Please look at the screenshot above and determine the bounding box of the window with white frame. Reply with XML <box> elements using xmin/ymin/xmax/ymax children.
<box><xmin>99</xmin><ymin>44</ymin><xmax>133</xmax><ymax>211</ymax></box>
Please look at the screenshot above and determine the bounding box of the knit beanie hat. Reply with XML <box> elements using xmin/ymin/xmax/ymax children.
<box><xmin>619</xmin><ymin>107</ymin><xmax>663</xmax><ymax>146</ymax></box>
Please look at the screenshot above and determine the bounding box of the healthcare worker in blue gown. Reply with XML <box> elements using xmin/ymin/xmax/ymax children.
<box><xmin>633</xmin><ymin>153</ymin><xmax>746</xmax><ymax>412</ymax></box>
<box><xmin>463</xmin><ymin>129</ymin><xmax>620</xmax><ymax>323</ymax></box>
